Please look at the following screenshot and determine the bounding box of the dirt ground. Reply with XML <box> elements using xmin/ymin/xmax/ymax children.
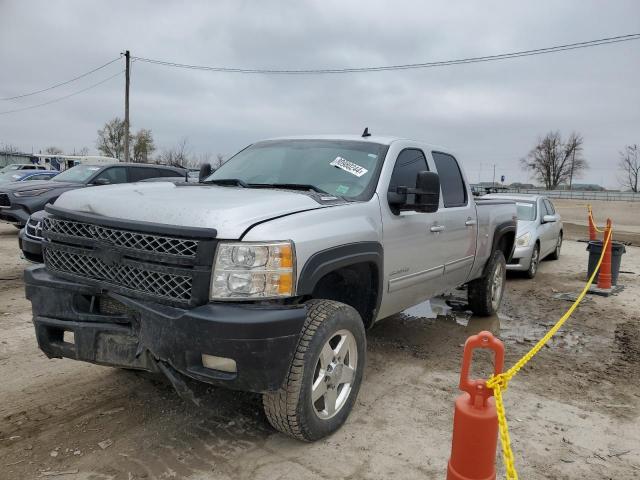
<box><xmin>553</xmin><ymin>199</ymin><xmax>640</xmax><ymax>246</ymax></box>
<box><xmin>1</xmin><ymin>217</ymin><xmax>639</xmax><ymax>480</ymax></box>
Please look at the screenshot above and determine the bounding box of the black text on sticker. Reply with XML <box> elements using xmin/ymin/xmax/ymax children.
<box><xmin>330</xmin><ymin>157</ymin><xmax>368</xmax><ymax>177</ymax></box>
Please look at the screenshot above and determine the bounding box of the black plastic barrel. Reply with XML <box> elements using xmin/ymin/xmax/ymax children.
<box><xmin>586</xmin><ymin>240</ymin><xmax>626</xmax><ymax>285</ymax></box>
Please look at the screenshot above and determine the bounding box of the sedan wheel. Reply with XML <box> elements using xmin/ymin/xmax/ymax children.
<box><xmin>526</xmin><ymin>244</ymin><xmax>539</xmax><ymax>279</ymax></box>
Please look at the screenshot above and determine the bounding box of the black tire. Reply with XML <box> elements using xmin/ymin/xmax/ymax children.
<box><xmin>262</xmin><ymin>299</ymin><xmax>366</xmax><ymax>441</ymax></box>
<box><xmin>525</xmin><ymin>243</ymin><xmax>540</xmax><ymax>279</ymax></box>
<box><xmin>467</xmin><ymin>250</ymin><xmax>506</xmax><ymax>316</ymax></box>
<box><xmin>548</xmin><ymin>232</ymin><xmax>562</xmax><ymax>260</ymax></box>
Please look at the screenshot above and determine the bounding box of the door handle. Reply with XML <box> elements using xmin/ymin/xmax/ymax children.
<box><xmin>465</xmin><ymin>219</ymin><xmax>477</xmax><ymax>226</ymax></box>
<box><xmin>430</xmin><ymin>225</ymin><xmax>445</xmax><ymax>233</ymax></box>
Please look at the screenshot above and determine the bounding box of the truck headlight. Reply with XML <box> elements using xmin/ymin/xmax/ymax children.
<box><xmin>211</xmin><ymin>241</ymin><xmax>295</xmax><ymax>299</ymax></box>
<box><xmin>516</xmin><ymin>232</ymin><xmax>531</xmax><ymax>247</ymax></box>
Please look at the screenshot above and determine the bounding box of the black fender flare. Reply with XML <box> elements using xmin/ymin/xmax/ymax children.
<box><xmin>491</xmin><ymin>220</ymin><xmax>517</xmax><ymax>265</ymax></box>
<box><xmin>297</xmin><ymin>241</ymin><xmax>384</xmax><ymax>315</ymax></box>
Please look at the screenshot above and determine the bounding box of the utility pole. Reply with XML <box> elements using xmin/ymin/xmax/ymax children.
<box><xmin>124</xmin><ymin>50</ymin><xmax>131</xmax><ymax>162</ymax></box>
<box><xmin>568</xmin><ymin>148</ymin><xmax>576</xmax><ymax>190</ymax></box>
<box><xmin>492</xmin><ymin>164</ymin><xmax>496</xmax><ymax>186</ymax></box>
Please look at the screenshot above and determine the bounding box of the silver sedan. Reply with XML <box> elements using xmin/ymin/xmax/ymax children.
<box><xmin>484</xmin><ymin>194</ymin><xmax>563</xmax><ymax>278</ymax></box>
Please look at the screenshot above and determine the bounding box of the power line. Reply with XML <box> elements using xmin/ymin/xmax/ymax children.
<box><xmin>0</xmin><ymin>71</ymin><xmax>125</xmax><ymax>115</ymax></box>
<box><xmin>132</xmin><ymin>33</ymin><xmax>640</xmax><ymax>75</ymax></box>
<box><xmin>0</xmin><ymin>56</ymin><xmax>122</xmax><ymax>101</ymax></box>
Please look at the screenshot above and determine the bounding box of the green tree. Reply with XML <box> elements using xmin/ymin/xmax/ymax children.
<box><xmin>96</xmin><ymin>117</ymin><xmax>128</xmax><ymax>159</ymax></box>
<box><xmin>132</xmin><ymin>129</ymin><xmax>155</xmax><ymax>163</ymax></box>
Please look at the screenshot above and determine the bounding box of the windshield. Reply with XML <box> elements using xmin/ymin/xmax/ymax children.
<box><xmin>52</xmin><ymin>164</ymin><xmax>103</xmax><ymax>183</ymax></box>
<box><xmin>516</xmin><ymin>201</ymin><xmax>537</xmax><ymax>221</ymax></box>
<box><xmin>207</xmin><ymin>140</ymin><xmax>387</xmax><ymax>199</ymax></box>
<box><xmin>0</xmin><ymin>171</ymin><xmax>25</xmax><ymax>182</ymax></box>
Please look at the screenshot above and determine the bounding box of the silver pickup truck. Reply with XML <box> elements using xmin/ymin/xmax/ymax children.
<box><xmin>24</xmin><ymin>135</ymin><xmax>516</xmax><ymax>441</ymax></box>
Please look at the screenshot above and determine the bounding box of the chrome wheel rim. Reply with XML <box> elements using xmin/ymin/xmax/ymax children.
<box><xmin>530</xmin><ymin>247</ymin><xmax>539</xmax><ymax>275</ymax></box>
<box><xmin>312</xmin><ymin>329</ymin><xmax>358</xmax><ymax>420</ymax></box>
<box><xmin>491</xmin><ymin>262</ymin><xmax>505</xmax><ymax>311</ymax></box>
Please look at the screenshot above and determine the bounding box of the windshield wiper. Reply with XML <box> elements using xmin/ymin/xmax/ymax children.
<box><xmin>203</xmin><ymin>178</ymin><xmax>249</xmax><ymax>188</ymax></box>
<box><xmin>248</xmin><ymin>183</ymin><xmax>328</xmax><ymax>194</ymax></box>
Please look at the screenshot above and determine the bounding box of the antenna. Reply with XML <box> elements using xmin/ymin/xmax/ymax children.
<box><xmin>362</xmin><ymin>127</ymin><xmax>371</xmax><ymax>138</ymax></box>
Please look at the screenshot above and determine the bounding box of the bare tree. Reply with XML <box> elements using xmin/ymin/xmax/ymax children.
<box><xmin>76</xmin><ymin>146</ymin><xmax>90</xmax><ymax>156</ymax></box>
<box><xmin>132</xmin><ymin>129</ymin><xmax>156</xmax><ymax>163</ymax></box>
<box><xmin>96</xmin><ymin>118</ymin><xmax>128</xmax><ymax>160</ymax></box>
<box><xmin>618</xmin><ymin>144</ymin><xmax>640</xmax><ymax>192</ymax></box>
<box><xmin>44</xmin><ymin>146</ymin><xmax>64</xmax><ymax>155</ymax></box>
<box><xmin>0</xmin><ymin>142</ymin><xmax>20</xmax><ymax>153</ymax></box>
<box><xmin>214</xmin><ymin>153</ymin><xmax>226</xmax><ymax>169</ymax></box>
<box><xmin>158</xmin><ymin>137</ymin><xmax>194</xmax><ymax>167</ymax></box>
<box><xmin>520</xmin><ymin>131</ymin><xmax>587</xmax><ymax>189</ymax></box>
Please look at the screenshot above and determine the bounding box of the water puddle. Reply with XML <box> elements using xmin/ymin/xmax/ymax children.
<box><xmin>400</xmin><ymin>296</ymin><xmax>505</xmax><ymax>335</ymax></box>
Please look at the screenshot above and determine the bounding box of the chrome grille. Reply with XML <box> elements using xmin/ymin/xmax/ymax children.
<box><xmin>0</xmin><ymin>193</ymin><xmax>9</xmax><ymax>208</ymax></box>
<box><xmin>43</xmin><ymin>217</ymin><xmax>198</xmax><ymax>257</ymax></box>
<box><xmin>44</xmin><ymin>248</ymin><xmax>192</xmax><ymax>302</ymax></box>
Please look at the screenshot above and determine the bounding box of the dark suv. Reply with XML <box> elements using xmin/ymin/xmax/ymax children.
<box><xmin>1</xmin><ymin>162</ymin><xmax>185</xmax><ymax>228</ymax></box>
<box><xmin>7</xmin><ymin>163</ymin><xmax>185</xmax><ymax>262</ymax></box>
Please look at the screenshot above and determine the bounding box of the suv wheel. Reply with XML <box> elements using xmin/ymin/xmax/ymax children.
<box><xmin>525</xmin><ymin>244</ymin><xmax>540</xmax><ymax>279</ymax></box>
<box><xmin>467</xmin><ymin>250</ymin><xmax>506</xmax><ymax>316</ymax></box>
<box><xmin>262</xmin><ymin>299</ymin><xmax>366</xmax><ymax>441</ymax></box>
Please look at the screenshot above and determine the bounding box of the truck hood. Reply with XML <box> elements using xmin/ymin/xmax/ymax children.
<box><xmin>54</xmin><ymin>181</ymin><xmax>334</xmax><ymax>238</ymax></box>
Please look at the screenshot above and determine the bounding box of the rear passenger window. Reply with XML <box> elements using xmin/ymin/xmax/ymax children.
<box><xmin>388</xmin><ymin>149</ymin><xmax>429</xmax><ymax>204</ymax></box>
<box><xmin>157</xmin><ymin>168</ymin><xmax>179</xmax><ymax>178</ymax></box>
<box><xmin>432</xmin><ymin>152</ymin><xmax>467</xmax><ymax>207</ymax></box>
<box><xmin>129</xmin><ymin>167</ymin><xmax>160</xmax><ymax>182</ymax></box>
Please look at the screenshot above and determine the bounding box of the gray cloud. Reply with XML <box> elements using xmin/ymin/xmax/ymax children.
<box><xmin>1</xmin><ymin>0</ymin><xmax>638</xmax><ymax>187</ymax></box>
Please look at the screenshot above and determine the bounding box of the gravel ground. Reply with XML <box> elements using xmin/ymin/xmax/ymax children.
<box><xmin>0</xmin><ymin>221</ymin><xmax>639</xmax><ymax>480</ymax></box>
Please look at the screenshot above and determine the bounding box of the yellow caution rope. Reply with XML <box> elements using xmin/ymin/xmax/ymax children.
<box><xmin>486</xmin><ymin>228</ymin><xmax>613</xmax><ymax>480</ymax></box>
<box><xmin>588</xmin><ymin>205</ymin><xmax>605</xmax><ymax>233</ymax></box>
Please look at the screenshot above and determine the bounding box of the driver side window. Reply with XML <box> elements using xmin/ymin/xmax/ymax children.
<box><xmin>388</xmin><ymin>149</ymin><xmax>429</xmax><ymax>205</ymax></box>
<box><xmin>93</xmin><ymin>167</ymin><xmax>128</xmax><ymax>184</ymax></box>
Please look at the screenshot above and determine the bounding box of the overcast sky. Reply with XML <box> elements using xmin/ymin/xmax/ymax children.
<box><xmin>1</xmin><ymin>0</ymin><xmax>638</xmax><ymax>188</ymax></box>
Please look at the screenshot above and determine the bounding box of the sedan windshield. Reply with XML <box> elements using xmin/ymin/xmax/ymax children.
<box><xmin>0</xmin><ymin>172</ymin><xmax>25</xmax><ymax>183</ymax></box>
<box><xmin>516</xmin><ymin>201</ymin><xmax>537</xmax><ymax>221</ymax></box>
<box><xmin>206</xmin><ymin>140</ymin><xmax>387</xmax><ymax>199</ymax></box>
<box><xmin>52</xmin><ymin>164</ymin><xmax>103</xmax><ymax>183</ymax></box>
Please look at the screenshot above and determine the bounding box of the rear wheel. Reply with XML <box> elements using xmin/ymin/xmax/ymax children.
<box><xmin>263</xmin><ymin>299</ymin><xmax>366</xmax><ymax>441</ymax></box>
<box><xmin>525</xmin><ymin>244</ymin><xmax>540</xmax><ymax>279</ymax></box>
<box><xmin>467</xmin><ymin>250</ymin><xmax>506</xmax><ymax>316</ymax></box>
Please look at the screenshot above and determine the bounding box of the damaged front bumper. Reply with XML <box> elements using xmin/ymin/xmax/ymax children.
<box><xmin>24</xmin><ymin>265</ymin><xmax>307</xmax><ymax>393</ymax></box>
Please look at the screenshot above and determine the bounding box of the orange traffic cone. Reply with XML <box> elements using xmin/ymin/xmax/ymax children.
<box><xmin>447</xmin><ymin>331</ymin><xmax>505</xmax><ymax>480</ymax></box>
<box><xmin>597</xmin><ymin>219</ymin><xmax>613</xmax><ymax>290</ymax></box>
<box><xmin>588</xmin><ymin>207</ymin><xmax>597</xmax><ymax>241</ymax></box>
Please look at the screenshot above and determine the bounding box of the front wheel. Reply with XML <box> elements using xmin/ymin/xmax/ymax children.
<box><xmin>548</xmin><ymin>232</ymin><xmax>562</xmax><ymax>260</ymax></box>
<box><xmin>467</xmin><ymin>250</ymin><xmax>507</xmax><ymax>316</ymax></box>
<box><xmin>263</xmin><ymin>300</ymin><xmax>366</xmax><ymax>441</ymax></box>
<box><xmin>525</xmin><ymin>244</ymin><xmax>540</xmax><ymax>279</ymax></box>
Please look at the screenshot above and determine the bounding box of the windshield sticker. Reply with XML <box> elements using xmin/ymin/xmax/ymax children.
<box><xmin>330</xmin><ymin>157</ymin><xmax>368</xmax><ymax>177</ymax></box>
<box><xmin>335</xmin><ymin>185</ymin><xmax>350</xmax><ymax>195</ymax></box>
<box><xmin>367</xmin><ymin>153</ymin><xmax>378</xmax><ymax>158</ymax></box>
